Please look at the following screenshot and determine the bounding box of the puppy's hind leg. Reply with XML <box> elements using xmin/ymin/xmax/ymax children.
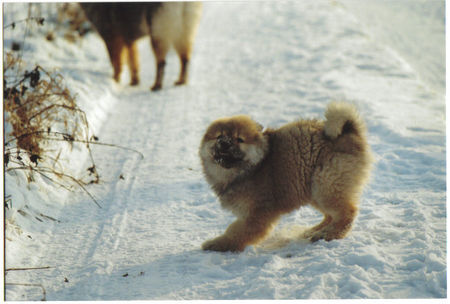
<box><xmin>303</xmin><ymin>213</ymin><xmax>332</xmax><ymax>239</ymax></box>
<box><xmin>309</xmin><ymin>200</ymin><xmax>358</xmax><ymax>242</ymax></box>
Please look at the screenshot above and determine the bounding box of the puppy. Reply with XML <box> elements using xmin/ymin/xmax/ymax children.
<box><xmin>80</xmin><ymin>2</ymin><xmax>202</xmax><ymax>90</ymax></box>
<box><xmin>199</xmin><ymin>102</ymin><xmax>372</xmax><ymax>252</ymax></box>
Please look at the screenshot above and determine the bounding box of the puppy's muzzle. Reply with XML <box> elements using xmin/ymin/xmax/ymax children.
<box><xmin>216</xmin><ymin>136</ymin><xmax>233</xmax><ymax>153</ymax></box>
<box><xmin>213</xmin><ymin>136</ymin><xmax>244</xmax><ymax>168</ymax></box>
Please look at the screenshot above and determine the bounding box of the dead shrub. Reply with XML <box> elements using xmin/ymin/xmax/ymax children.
<box><xmin>4</xmin><ymin>51</ymin><xmax>101</xmax><ymax>207</ymax></box>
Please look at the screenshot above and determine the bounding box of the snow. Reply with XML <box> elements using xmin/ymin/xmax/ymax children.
<box><xmin>3</xmin><ymin>0</ymin><xmax>446</xmax><ymax>301</ymax></box>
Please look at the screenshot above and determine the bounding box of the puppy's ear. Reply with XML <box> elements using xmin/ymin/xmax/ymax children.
<box><xmin>256</xmin><ymin>122</ymin><xmax>264</xmax><ymax>132</ymax></box>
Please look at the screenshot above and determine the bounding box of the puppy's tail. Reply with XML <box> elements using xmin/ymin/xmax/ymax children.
<box><xmin>323</xmin><ymin>102</ymin><xmax>366</xmax><ymax>139</ymax></box>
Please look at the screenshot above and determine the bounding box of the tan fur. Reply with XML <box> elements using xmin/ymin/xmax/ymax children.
<box><xmin>107</xmin><ymin>38</ymin><xmax>140</xmax><ymax>86</ymax></box>
<box><xmin>199</xmin><ymin>102</ymin><xmax>373</xmax><ymax>252</ymax></box>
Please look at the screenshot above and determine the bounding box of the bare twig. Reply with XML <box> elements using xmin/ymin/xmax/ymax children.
<box><xmin>6</xmin><ymin>131</ymin><xmax>144</xmax><ymax>159</ymax></box>
<box><xmin>5</xmin><ymin>282</ymin><xmax>46</xmax><ymax>301</ymax></box>
<box><xmin>35</xmin><ymin>170</ymin><xmax>77</xmax><ymax>192</ymax></box>
<box><xmin>27</xmin><ymin>103</ymin><xmax>85</xmax><ymax>123</ymax></box>
<box><xmin>3</xmin><ymin>17</ymin><xmax>45</xmax><ymax>30</ymax></box>
<box><xmin>7</xmin><ymin>166</ymin><xmax>102</xmax><ymax>208</ymax></box>
<box><xmin>46</xmin><ymin>137</ymin><xmax>145</xmax><ymax>160</ymax></box>
<box><xmin>6</xmin><ymin>266</ymin><xmax>52</xmax><ymax>272</ymax></box>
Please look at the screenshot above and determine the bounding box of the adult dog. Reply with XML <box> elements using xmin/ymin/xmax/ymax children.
<box><xmin>81</xmin><ymin>2</ymin><xmax>202</xmax><ymax>90</ymax></box>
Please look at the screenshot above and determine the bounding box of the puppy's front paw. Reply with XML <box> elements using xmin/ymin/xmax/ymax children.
<box><xmin>202</xmin><ymin>236</ymin><xmax>243</xmax><ymax>252</ymax></box>
<box><xmin>309</xmin><ymin>232</ymin><xmax>325</xmax><ymax>243</ymax></box>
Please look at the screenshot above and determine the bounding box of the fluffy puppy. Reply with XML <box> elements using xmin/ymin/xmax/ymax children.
<box><xmin>199</xmin><ymin>102</ymin><xmax>372</xmax><ymax>252</ymax></box>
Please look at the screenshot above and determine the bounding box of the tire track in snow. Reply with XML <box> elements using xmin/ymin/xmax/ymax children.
<box><xmin>47</xmin><ymin>82</ymin><xmax>208</xmax><ymax>299</ymax></box>
<box><xmin>24</xmin><ymin>88</ymin><xmax>172</xmax><ymax>300</ymax></box>
<box><xmin>76</xmin><ymin>89</ymin><xmax>170</xmax><ymax>275</ymax></box>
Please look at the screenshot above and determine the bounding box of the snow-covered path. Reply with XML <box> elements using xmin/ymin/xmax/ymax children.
<box><xmin>4</xmin><ymin>1</ymin><xmax>446</xmax><ymax>300</ymax></box>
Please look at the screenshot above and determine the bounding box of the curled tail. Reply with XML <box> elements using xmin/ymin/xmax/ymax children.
<box><xmin>324</xmin><ymin>102</ymin><xmax>366</xmax><ymax>139</ymax></box>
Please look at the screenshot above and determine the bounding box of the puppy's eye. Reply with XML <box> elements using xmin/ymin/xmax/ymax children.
<box><xmin>237</xmin><ymin>137</ymin><xmax>244</xmax><ymax>143</ymax></box>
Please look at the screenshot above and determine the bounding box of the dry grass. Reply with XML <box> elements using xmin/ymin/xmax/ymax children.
<box><xmin>4</xmin><ymin>50</ymin><xmax>101</xmax><ymax>207</ymax></box>
<box><xmin>4</xmin><ymin>6</ymin><xmax>143</xmax><ymax>209</ymax></box>
<box><xmin>3</xmin><ymin>6</ymin><xmax>140</xmax><ymax>300</ymax></box>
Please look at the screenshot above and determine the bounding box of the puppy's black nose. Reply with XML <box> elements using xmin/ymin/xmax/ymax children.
<box><xmin>217</xmin><ymin>136</ymin><xmax>232</xmax><ymax>151</ymax></box>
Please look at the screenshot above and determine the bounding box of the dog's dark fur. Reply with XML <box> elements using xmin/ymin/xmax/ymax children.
<box><xmin>80</xmin><ymin>2</ymin><xmax>202</xmax><ymax>90</ymax></box>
